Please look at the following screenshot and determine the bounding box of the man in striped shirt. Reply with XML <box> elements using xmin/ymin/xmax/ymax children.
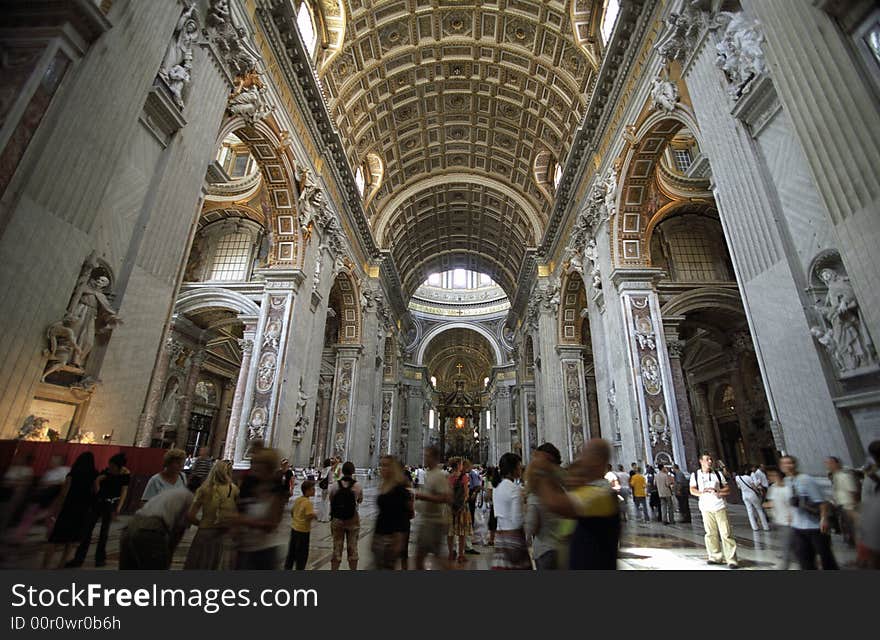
<box><xmin>189</xmin><ymin>447</ymin><xmax>213</xmax><ymax>483</ymax></box>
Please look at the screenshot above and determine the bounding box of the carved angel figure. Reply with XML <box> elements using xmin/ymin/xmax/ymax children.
<box><xmin>650</xmin><ymin>77</ymin><xmax>679</xmax><ymax>112</ymax></box>
<box><xmin>227</xmin><ymin>82</ymin><xmax>273</xmax><ymax>124</ymax></box>
<box><xmin>713</xmin><ymin>11</ymin><xmax>766</xmax><ymax>97</ymax></box>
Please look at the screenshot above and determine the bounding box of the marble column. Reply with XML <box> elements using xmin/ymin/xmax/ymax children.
<box><xmin>662</xmin><ymin>320</ymin><xmax>698</xmax><ymax>469</ymax></box>
<box><xmin>533</xmin><ymin>288</ymin><xmax>567</xmax><ymax>458</ymax></box>
<box><xmin>211</xmin><ymin>380</ymin><xmax>235</xmax><ymax>459</ymax></box>
<box><xmin>175</xmin><ymin>350</ymin><xmax>204</xmax><ymax>450</ymax></box>
<box><xmin>557</xmin><ymin>346</ymin><xmax>590</xmax><ymax>461</ymax></box>
<box><xmin>136</xmin><ymin>335</ymin><xmax>178</xmax><ymax>446</ymax></box>
<box><xmin>312</xmin><ymin>378</ymin><xmax>333</xmax><ymax>465</ymax></box>
<box><xmin>678</xmin><ymin>7</ymin><xmax>849</xmax><ymax>470</ymax></box>
<box><xmin>746</xmin><ymin>0</ymin><xmax>880</xmax><ymax>336</ymax></box>
<box><xmin>327</xmin><ymin>346</ymin><xmax>361</xmax><ymax>462</ymax></box>
<box><xmin>615</xmin><ymin>270</ymin><xmax>687</xmax><ymax>467</ymax></box>
<box><xmin>519</xmin><ymin>384</ymin><xmax>538</xmax><ymax>460</ymax></box>
<box><xmin>223</xmin><ymin>331</ymin><xmax>255</xmax><ymax>462</ymax></box>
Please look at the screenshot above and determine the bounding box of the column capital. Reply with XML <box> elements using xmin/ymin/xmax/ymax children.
<box><xmin>555</xmin><ymin>344</ymin><xmax>586</xmax><ymax>358</ymax></box>
<box><xmin>237</xmin><ymin>338</ymin><xmax>254</xmax><ymax>354</ymax></box>
<box><xmin>610</xmin><ymin>268</ymin><xmax>666</xmax><ymax>291</ymax></box>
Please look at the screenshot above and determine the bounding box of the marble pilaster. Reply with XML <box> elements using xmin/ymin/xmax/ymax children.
<box><xmin>224</xmin><ymin>329</ymin><xmax>255</xmax><ymax>462</ymax></box>
<box><xmin>175</xmin><ymin>350</ymin><xmax>204</xmax><ymax>449</ymax></box>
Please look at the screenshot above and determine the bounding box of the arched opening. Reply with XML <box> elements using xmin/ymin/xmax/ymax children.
<box><xmin>421</xmin><ymin>326</ymin><xmax>497</xmax><ymax>461</ymax></box>
<box><xmin>311</xmin><ymin>271</ymin><xmax>362</xmax><ymax>464</ymax></box>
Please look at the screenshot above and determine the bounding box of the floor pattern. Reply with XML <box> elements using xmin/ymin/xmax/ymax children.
<box><xmin>1</xmin><ymin>478</ymin><xmax>856</xmax><ymax>571</ymax></box>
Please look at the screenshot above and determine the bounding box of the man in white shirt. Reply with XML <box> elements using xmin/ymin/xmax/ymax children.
<box><xmin>689</xmin><ymin>452</ymin><xmax>738</xmax><ymax>568</ymax></box>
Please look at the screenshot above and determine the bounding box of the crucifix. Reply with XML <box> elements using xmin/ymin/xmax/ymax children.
<box><xmin>455</xmin><ymin>363</ymin><xmax>463</xmax><ymax>377</ymax></box>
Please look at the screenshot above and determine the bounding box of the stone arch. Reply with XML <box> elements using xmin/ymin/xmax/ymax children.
<box><xmin>215</xmin><ymin>115</ymin><xmax>302</xmax><ymax>269</ymax></box>
<box><xmin>558</xmin><ymin>271</ymin><xmax>588</xmax><ymax>345</ymax></box>
<box><xmin>415</xmin><ymin>322</ymin><xmax>504</xmax><ymax>368</ymax></box>
<box><xmin>174</xmin><ymin>287</ymin><xmax>261</xmax><ymax>319</ymax></box>
<box><xmin>612</xmin><ymin>108</ymin><xmax>707</xmax><ymax>268</ymax></box>
<box><xmin>660</xmin><ymin>287</ymin><xmax>745</xmax><ymax>318</ymax></box>
<box><xmin>328</xmin><ymin>271</ymin><xmax>362</xmax><ymax>345</ymax></box>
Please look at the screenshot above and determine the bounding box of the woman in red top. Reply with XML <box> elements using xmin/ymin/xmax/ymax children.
<box><xmin>446</xmin><ymin>458</ymin><xmax>472</xmax><ymax>564</ymax></box>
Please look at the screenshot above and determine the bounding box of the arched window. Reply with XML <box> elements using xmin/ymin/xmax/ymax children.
<box><xmin>485</xmin><ymin>410</ymin><xmax>491</xmax><ymax>430</ymax></box>
<box><xmin>185</xmin><ymin>219</ymin><xmax>263</xmax><ymax>283</ymax></box>
<box><xmin>429</xmin><ymin>408</ymin><xmax>435</xmax><ymax>430</ymax></box>
<box><xmin>297</xmin><ymin>2</ymin><xmax>317</xmax><ymax>58</ymax></box>
<box><xmin>430</xmin><ymin>376</ymin><xmax>437</xmax><ymax>388</ymax></box>
<box><xmin>600</xmin><ymin>0</ymin><xmax>621</xmax><ymax>45</ymax></box>
<box><xmin>553</xmin><ymin>162</ymin><xmax>563</xmax><ymax>188</ymax></box>
<box><xmin>209</xmin><ymin>231</ymin><xmax>252</xmax><ymax>281</ymax></box>
<box><xmin>216</xmin><ymin>133</ymin><xmax>256</xmax><ymax>179</ymax></box>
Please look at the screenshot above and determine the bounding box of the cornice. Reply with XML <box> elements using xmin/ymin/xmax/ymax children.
<box><xmin>538</xmin><ymin>0</ymin><xmax>656</xmax><ymax>260</ymax></box>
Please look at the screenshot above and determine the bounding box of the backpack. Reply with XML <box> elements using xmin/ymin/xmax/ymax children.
<box><xmin>330</xmin><ymin>479</ymin><xmax>357</xmax><ymax>520</ymax></box>
<box><xmin>451</xmin><ymin>474</ymin><xmax>467</xmax><ymax>512</ymax></box>
<box><xmin>692</xmin><ymin>470</ymin><xmax>725</xmax><ymax>491</ymax></box>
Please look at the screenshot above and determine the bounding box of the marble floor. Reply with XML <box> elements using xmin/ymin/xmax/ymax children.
<box><xmin>0</xmin><ymin>477</ymin><xmax>856</xmax><ymax>570</ymax></box>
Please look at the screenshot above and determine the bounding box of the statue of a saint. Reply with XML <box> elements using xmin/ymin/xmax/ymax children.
<box><xmin>812</xmin><ymin>268</ymin><xmax>877</xmax><ymax>372</ymax></box>
<box><xmin>159</xmin><ymin>5</ymin><xmax>199</xmax><ymax>108</ymax></box>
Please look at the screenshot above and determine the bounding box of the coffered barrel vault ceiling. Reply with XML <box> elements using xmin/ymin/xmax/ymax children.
<box><xmin>321</xmin><ymin>0</ymin><xmax>605</xmax><ymax>297</ymax></box>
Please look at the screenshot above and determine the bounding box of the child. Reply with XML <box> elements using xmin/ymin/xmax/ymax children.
<box><xmin>285</xmin><ymin>480</ymin><xmax>316</xmax><ymax>570</ymax></box>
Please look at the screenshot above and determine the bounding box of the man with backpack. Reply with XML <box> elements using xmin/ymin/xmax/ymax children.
<box><xmin>689</xmin><ymin>452</ymin><xmax>738</xmax><ymax>568</ymax></box>
<box><xmin>329</xmin><ymin>461</ymin><xmax>363</xmax><ymax>570</ymax></box>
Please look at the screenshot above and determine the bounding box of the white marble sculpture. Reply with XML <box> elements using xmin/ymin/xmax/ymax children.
<box><xmin>811</xmin><ymin>267</ymin><xmax>877</xmax><ymax>373</ymax></box>
<box><xmin>44</xmin><ymin>254</ymin><xmax>120</xmax><ymax>380</ymax></box>
<box><xmin>655</xmin><ymin>7</ymin><xmax>702</xmax><ymax>65</ymax></box>
<box><xmin>584</xmin><ymin>238</ymin><xmax>602</xmax><ymax>290</ymax></box>
<box><xmin>603</xmin><ymin>165</ymin><xmax>618</xmax><ymax>218</ymax></box>
<box><xmin>650</xmin><ymin>77</ymin><xmax>679</xmax><ymax>112</ymax></box>
<box><xmin>159</xmin><ymin>4</ymin><xmax>199</xmax><ymax>109</ymax></box>
<box><xmin>713</xmin><ymin>11</ymin><xmax>766</xmax><ymax>98</ymax></box>
<box><xmin>227</xmin><ymin>81</ymin><xmax>273</xmax><ymax>124</ymax></box>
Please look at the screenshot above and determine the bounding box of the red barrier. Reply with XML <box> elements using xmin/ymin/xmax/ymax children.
<box><xmin>0</xmin><ymin>440</ymin><xmax>166</xmax><ymax>477</ymax></box>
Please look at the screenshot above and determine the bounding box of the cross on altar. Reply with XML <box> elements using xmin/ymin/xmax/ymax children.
<box><xmin>456</xmin><ymin>363</ymin><xmax>463</xmax><ymax>376</ymax></box>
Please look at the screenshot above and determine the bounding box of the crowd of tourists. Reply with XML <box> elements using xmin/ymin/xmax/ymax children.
<box><xmin>0</xmin><ymin>437</ymin><xmax>878</xmax><ymax>570</ymax></box>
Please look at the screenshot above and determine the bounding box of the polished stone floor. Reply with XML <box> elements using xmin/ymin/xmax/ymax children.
<box><xmin>1</xmin><ymin>476</ymin><xmax>856</xmax><ymax>570</ymax></box>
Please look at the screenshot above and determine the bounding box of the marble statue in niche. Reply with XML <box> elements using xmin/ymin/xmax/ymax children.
<box><xmin>43</xmin><ymin>253</ymin><xmax>120</xmax><ymax>381</ymax></box>
<box><xmin>158</xmin><ymin>4</ymin><xmax>199</xmax><ymax>109</ymax></box>
<box><xmin>810</xmin><ymin>267</ymin><xmax>877</xmax><ymax>374</ymax></box>
<box><xmin>159</xmin><ymin>377</ymin><xmax>181</xmax><ymax>428</ymax></box>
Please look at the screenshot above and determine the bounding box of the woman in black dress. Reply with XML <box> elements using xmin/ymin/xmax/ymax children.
<box><xmin>371</xmin><ymin>455</ymin><xmax>412</xmax><ymax>570</ymax></box>
<box><xmin>44</xmin><ymin>452</ymin><xmax>97</xmax><ymax>568</ymax></box>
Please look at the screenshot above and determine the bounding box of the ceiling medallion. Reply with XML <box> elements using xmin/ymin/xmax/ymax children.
<box><xmin>449</xmin><ymin>127</ymin><xmax>466</xmax><ymax>140</ymax></box>
<box><xmin>447</xmin><ymin>95</ymin><xmax>466</xmax><ymax>110</ymax></box>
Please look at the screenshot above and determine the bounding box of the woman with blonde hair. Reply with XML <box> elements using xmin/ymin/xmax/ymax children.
<box><xmin>372</xmin><ymin>455</ymin><xmax>413</xmax><ymax>569</ymax></box>
<box><xmin>184</xmin><ymin>460</ymin><xmax>239</xmax><ymax>569</ymax></box>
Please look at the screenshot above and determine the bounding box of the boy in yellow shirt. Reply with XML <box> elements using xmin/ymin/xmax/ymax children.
<box><xmin>285</xmin><ymin>480</ymin><xmax>316</xmax><ymax>570</ymax></box>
